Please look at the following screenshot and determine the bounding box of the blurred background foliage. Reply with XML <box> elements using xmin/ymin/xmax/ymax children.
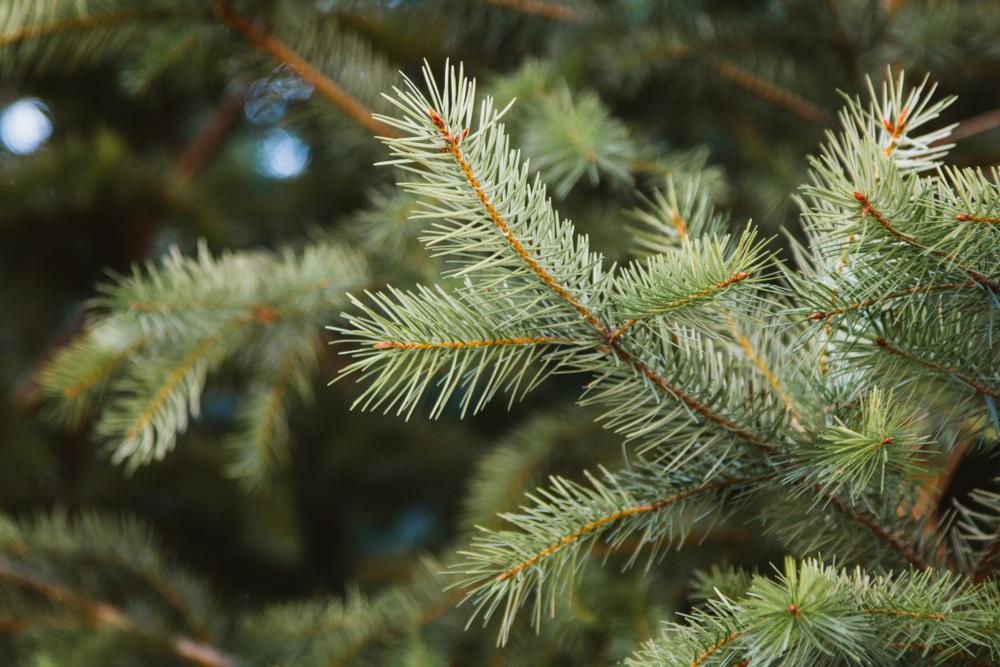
<box><xmin>1</xmin><ymin>0</ymin><xmax>999</xmax><ymax>663</ymax></box>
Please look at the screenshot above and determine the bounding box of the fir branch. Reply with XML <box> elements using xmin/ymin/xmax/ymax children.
<box><xmin>0</xmin><ymin>558</ymin><xmax>233</xmax><ymax>667</ymax></box>
<box><xmin>722</xmin><ymin>311</ymin><xmax>801</xmax><ymax>421</ymax></box>
<box><xmin>374</xmin><ymin>336</ymin><xmax>576</xmax><ymax>350</ymax></box>
<box><xmin>805</xmin><ymin>282</ymin><xmax>979</xmax><ymax>322</ymax></box>
<box><xmin>477</xmin><ymin>0</ymin><xmax>586</xmax><ymax>23</ymax></box>
<box><xmin>493</xmin><ymin>475</ymin><xmax>769</xmax><ymax>583</ymax></box>
<box><xmin>852</xmin><ymin>191</ymin><xmax>998</xmax><ymax>291</ymax></box>
<box><xmin>426</xmin><ymin>105</ymin><xmax>605</xmax><ymax>330</ymax></box>
<box><xmin>957</xmin><ymin>213</ymin><xmax>1000</xmax><ymax>224</ymax></box>
<box><xmin>688</xmin><ymin>630</ymin><xmax>744</xmax><ymax>667</ymax></box>
<box><xmin>874</xmin><ymin>337</ymin><xmax>1000</xmax><ymax>401</ymax></box>
<box><xmin>0</xmin><ymin>5</ymin><xmax>206</xmax><ymax>48</ymax></box>
<box><xmin>421</xmin><ymin>81</ymin><xmax>776</xmax><ymax>452</ymax></box>
<box><xmin>814</xmin><ymin>486</ymin><xmax>930</xmax><ymax>569</ymax></box>
<box><xmin>710</xmin><ymin>58</ymin><xmax>833</xmax><ymax>126</ymax></box>
<box><xmin>214</xmin><ymin>0</ymin><xmax>395</xmax><ymax>137</ymax></box>
<box><xmin>454</xmin><ymin>466</ymin><xmax>769</xmax><ymax>644</ymax></box>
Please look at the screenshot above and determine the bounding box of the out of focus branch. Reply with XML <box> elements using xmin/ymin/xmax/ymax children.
<box><xmin>215</xmin><ymin>0</ymin><xmax>396</xmax><ymax>138</ymax></box>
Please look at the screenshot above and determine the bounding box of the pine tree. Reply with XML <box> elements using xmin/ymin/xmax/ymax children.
<box><xmin>2</xmin><ymin>1</ymin><xmax>1000</xmax><ymax>665</ymax></box>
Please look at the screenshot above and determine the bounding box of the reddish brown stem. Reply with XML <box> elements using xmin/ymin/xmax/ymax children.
<box><xmin>477</xmin><ymin>0</ymin><xmax>585</xmax><ymax>22</ymax></box>
<box><xmin>0</xmin><ymin>559</ymin><xmax>233</xmax><ymax>667</ymax></box>
<box><xmin>216</xmin><ymin>1</ymin><xmax>395</xmax><ymax>138</ymax></box>
<box><xmin>815</xmin><ymin>485</ymin><xmax>930</xmax><ymax>569</ymax></box>
<box><xmin>853</xmin><ymin>192</ymin><xmax>999</xmax><ymax>291</ymax></box>
<box><xmin>874</xmin><ymin>337</ymin><xmax>1000</xmax><ymax>401</ymax></box>
<box><xmin>711</xmin><ymin>59</ymin><xmax>833</xmax><ymax>126</ymax></box>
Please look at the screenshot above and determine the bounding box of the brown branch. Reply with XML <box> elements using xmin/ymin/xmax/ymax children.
<box><xmin>0</xmin><ymin>559</ymin><xmax>233</xmax><ymax>667</ymax></box>
<box><xmin>853</xmin><ymin>192</ymin><xmax>1000</xmax><ymax>291</ymax></box>
<box><xmin>806</xmin><ymin>282</ymin><xmax>979</xmax><ymax>321</ymax></box>
<box><xmin>947</xmin><ymin>108</ymin><xmax>1000</xmax><ymax>144</ymax></box>
<box><xmin>429</xmin><ymin>107</ymin><xmax>776</xmax><ymax>455</ymax></box>
<box><xmin>957</xmin><ymin>213</ymin><xmax>1000</xmax><ymax>224</ymax></box>
<box><xmin>215</xmin><ymin>1</ymin><xmax>395</xmax><ymax>137</ymax></box>
<box><xmin>688</xmin><ymin>630</ymin><xmax>744</xmax><ymax>667</ymax></box>
<box><xmin>174</xmin><ymin>86</ymin><xmax>248</xmax><ymax>184</ymax></box>
<box><xmin>711</xmin><ymin>59</ymin><xmax>834</xmax><ymax>126</ymax></box>
<box><xmin>494</xmin><ymin>476</ymin><xmax>771</xmax><ymax>582</ymax></box>
<box><xmin>862</xmin><ymin>607</ymin><xmax>944</xmax><ymax>621</ymax></box>
<box><xmin>373</xmin><ymin>336</ymin><xmax>577</xmax><ymax>350</ymax></box>
<box><xmin>648</xmin><ymin>271</ymin><xmax>751</xmax><ymax>314</ymax></box>
<box><xmin>874</xmin><ymin>337</ymin><xmax>1000</xmax><ymax>401</ymax></box>
<box><xmin>815</xmin><ymin>485</ymin><xmax>930</xmax><ymax>569</ymax></box>
<box><xmin>477</xmin><ymin>0</ymin><xmax>585</xmax><ymax>22</ymax></box>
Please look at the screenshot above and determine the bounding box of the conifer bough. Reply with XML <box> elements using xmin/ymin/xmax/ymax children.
<box><xmin>335</xmin><ymin>62</ymin><xmax>1000</xmax><ymax>663</ymax></box>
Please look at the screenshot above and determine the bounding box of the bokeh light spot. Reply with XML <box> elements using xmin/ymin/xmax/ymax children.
<box><xmin>0</xmin><ymin>98</ymin><xmax>52</xmax><ymax>155</ymax></box>
<box><xmin>257</xmin><ymin>128</ymin><xmax>310</xmax><ymax>179</ymax></box>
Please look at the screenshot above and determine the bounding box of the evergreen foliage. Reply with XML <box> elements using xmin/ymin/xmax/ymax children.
<box><xmin>331</xmin><ymin>61</ymin><xmax>1000</xmax><ymax>664</ymax></box>
<box><xmin>2</xmin><ymin>1</ymin><xmax>1000</xmax><ymax>665</ymax></box>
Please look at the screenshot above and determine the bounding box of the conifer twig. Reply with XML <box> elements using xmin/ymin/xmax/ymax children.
<box><xmin>853</xmin><ymin>192</ymin><xmax>1000</xmax><ymax>291</ymax></box>
<box><xmin>711</xmin><ymin>59</ymin><xmax>834</xmax><ymax>126</ymax></box>
<box><xmin>0</xmin><ymin>559</ymin><xmax>234</xmax><ymax>667</ymax></box>
<box><xmin>214</xmin><ymin>0</ymin><xmax>396</xmax><ymax>138</ymax></box>
<box><xmin>874</xmin><ymin>337</ymin><xmax>1000</xmax><ymax>401</ymax></box>
<box><xmin>429</xmin><ymin>106</ymin><xmax>776</xmax><ymax>454</ymax></box>
<box><xmin>0</xmin><ymin>8</ymin><xmax>208</xmax><ymax>47</ymax></box>
<box><xmin>806</xmin><ymin>282</ymin><xmax>979</xmax><ymax>321</ymax></box>
<box><xmin>173</xmin><ymin>86</ymin><xmax>248</xmax><ymax>184</ymax></box>
<box><xmin>477</xmin><ymin>0</ymin><xmax>586</xmax><ymax>23</ymax></box>
<box><xmin>814</xmin><ymin>485</ymin><xmax>929</xmax><ymax>569</ymax></box>
<box><xmin>493</xmin><ymin>475</ymin><xmax>771</xmax><ymax>582</ymax></box>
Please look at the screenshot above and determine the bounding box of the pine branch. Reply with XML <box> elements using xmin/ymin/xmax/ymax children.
<box><xmin>874</xmin><ymin>337</ymin><xmax>1000</xmax><ymax>401</ymax></box>
<box><xmin>852</xmin><ymin>191</ymin><xmax>999</xmax><ymax>291</ymax></box>
<box><xmin>710</xmin><ymin>58</ymin><xmax>834</xmax><ymax>126</ymax></box>
<box><xmin>0</xmin><ymin>558</ymin><xmax>233</xmax><ymax>667</ymax></box>
<box><xmin>173</xmin><ymin>85</ymin><xmax>248</xmax><ymax>184</ymax></box>
<box><xmin>477</xmin><ymin>0</ymin><xmax>587</xmax><ymax>23</ymax></box>
<box><xmin>214</xmin><ymin>0</ymin><xmax>395</xmax><ymax>138</ymax></box>
<box><xmin>453</xmin><ymin>461</ymin><xmax>769</xmax><ymax>644</ymax></box>
<box><xmin>626</xmin><ymin>558</ymin><xmax>999</xmax><ymax>666</ymax></box>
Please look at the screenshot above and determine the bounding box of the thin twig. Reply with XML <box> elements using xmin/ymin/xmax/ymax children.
<box><xmin>174</xmin><ymin>87</ymin><xmax>248</xmax><ymax>184</ymax></box>
<box><xmin>215</xmin><ymin>1</ymin><xmax>395</xmax><ymax>137</ymax></box>
<box><xmin>0</xmin><ymin>558</ymin><xmax>234</xmax><ymax>667</ymax></box>
<box><xmin>711</xmin><ymin>59</ymin><xmax>834</xmax><ymax>126</ymax></box>
<box><xmin>477</xmin><ymin>0</ymin><xmax>585</xmax><ymax>23</ymax></box>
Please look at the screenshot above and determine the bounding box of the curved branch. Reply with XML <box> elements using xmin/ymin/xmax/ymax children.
<box><xmin>429</xmin><ymin>108</ymin><xmax>776</xmax><ymax>455</ymax></box>
<box><xmin>495</xmin><ymin>475</ymin><xmax>770</xmax><ymax>582</ymax></box>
